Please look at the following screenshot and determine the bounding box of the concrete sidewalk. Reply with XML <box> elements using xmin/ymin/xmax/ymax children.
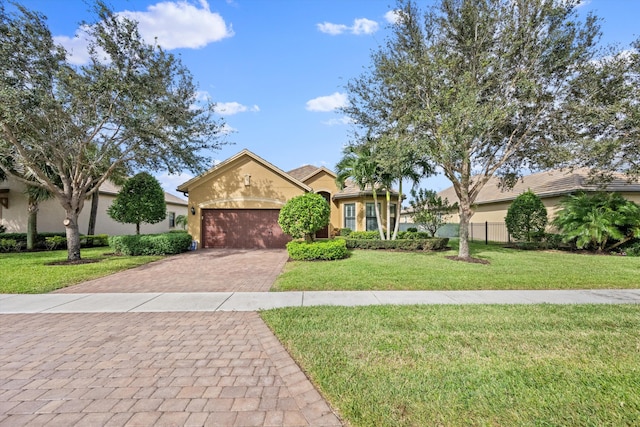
<box><xmin>2</xmin><ymin>289</ymin><xmax>639</xmax><ymax>313</ymax></box>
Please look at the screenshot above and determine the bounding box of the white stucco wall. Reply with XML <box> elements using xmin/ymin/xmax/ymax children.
<box><xmin>0</xmin><ymin>177</ymin><xmax>187</xmax><ymax>235</ymax></box>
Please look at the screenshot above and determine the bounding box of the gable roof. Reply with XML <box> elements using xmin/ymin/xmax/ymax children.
<box><xmin>287</xmin><ymin>165</ymin><xmax>320</xmax><ymax>181</ymax></box>
<box><xmin>437</xmin><ymin>168</ymin><xmax>640</xmax><ymax>205</ymax></box>
<box><xmin>97</xmin><ymin>180</ymin><xmax>186</xmax><ymax>206</ymax></box>
<box><xmin>176</xmin><ymin>149</ymin><xmax>312</xmax><ymax>194</ymax></box>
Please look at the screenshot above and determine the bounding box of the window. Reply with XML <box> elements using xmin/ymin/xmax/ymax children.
<box><xmin>366</xmin><ymin>203</ymin><xmax>380</xmax><ymax>231</ymax></box>
<box><xmin>344</xmin><ymin>203</ymin><xmax>355</xmax><ymax>230</ymax></box>
<box><xmin>168</xmin><ymin>211</ymin><xmax>176</xmax><ymax>228</ymax></box>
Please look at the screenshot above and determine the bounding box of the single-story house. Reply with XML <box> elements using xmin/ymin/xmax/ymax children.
<box><xmin>176</xmin><ymin>149</ymin><xmax>400</xmax><ymax>249</ymax></box>
<box><xmin>0</xmin><ymin>176</ymin><xmax>188</xmax><ymax>236</ymax></box>
<box><xmin>401</xmin><ymin>168</ymin><xmax>640</xmax><ymax>241</ymax></box>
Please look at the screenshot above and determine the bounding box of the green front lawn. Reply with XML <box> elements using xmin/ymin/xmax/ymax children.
<box><xmin>273</xmin><ymin>241</ymin><xmax>640</xmax><ymax>291</ymax></box>
<box><xmin>0</xmin><ymin>248</ymin><xmax>163</xmax><ymax>293</ymax></box>
<box><xmin>262</xmin><ymin>304</ymin><xmax>640</xmax><ymax>427</ymax></box>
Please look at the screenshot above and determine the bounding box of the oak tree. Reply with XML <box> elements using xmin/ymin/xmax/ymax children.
<box><xmin>0</xmin><ymin>2</ymin><xmax>225</xmax><ymax>260</ymax></box>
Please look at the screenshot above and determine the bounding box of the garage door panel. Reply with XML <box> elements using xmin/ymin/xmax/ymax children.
<box><xmin>202</xmin><ymin>209</ymin><xmax>290</xmax><ymax>249</ymax></box>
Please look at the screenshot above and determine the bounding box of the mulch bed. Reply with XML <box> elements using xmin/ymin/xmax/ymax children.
<box><xmin>445</xmin><ymin>255</ymin><xmax>490</xmax><ymax>264</ymax></box>
<box><xmin>46</xmin><ymin>258</ymin><xmax>102</xmax><ymax>266</ymax></box>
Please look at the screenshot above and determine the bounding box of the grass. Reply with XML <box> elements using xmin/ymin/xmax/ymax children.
<box><xmin>0</xmin><ymin>248</ymin><xmax>163</xmax><ymax>293</ymax></box>
<box><xmin>273</xmin><ymin>240</ymin><xmax>640</xmax><ymax>290</ymax></box>
<box><xmin>262</xmin><ymin>304</ymin><xmax>640</xmax><ymax>427</ymax></box>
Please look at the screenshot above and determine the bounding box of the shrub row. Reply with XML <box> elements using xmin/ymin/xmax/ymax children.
<box><xmin>286</xmin><ymin>239</ymin><xmax>349</xmax><ymax>261</ymax></box>
<box><xmin>109</xmin><ymin>232</ymin><xmax>192</xmax><ymax>256</ymax></box>
<box><xmin>346</xmin><ymin>230</ymin><xmax>434</xmax><ymax>240</ymax></box>
<box><xmin>0</xmin><ymin>232</ymin><xmax>110</xmax><ymax>252</ymax></box>
<box><xmin>345</xmin><ymin>238</ymin><xmax>449</xmax><ymax>251</ymax></box>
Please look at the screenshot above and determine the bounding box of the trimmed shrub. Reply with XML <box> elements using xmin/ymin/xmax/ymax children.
<box><xmin>345</xmin><ymin>238</ymin><xmax>449</xmax><ymax>251</ymax></box>
<box><xmin>348</xmin><ymin>231</ymin><xmax>380</xmax><ymax>240</ymax></box>
<box><xmin>340</xmin><ymin>228</ymin><xmax>352</xmax><ymax>237</ymax></box>
<box><xmin>397</xmin><ymin>231</ymin><xmax>432</xmax><ymax>240</ymax></box>
<box><xmin>406</xmin><ymin>227</ymin><xmax>418</xmax><ymax>232</ymax></box>
<box><xmin>286</xmin><ymin>239</ymin><xmax>349</xmax><ymax>261</ymax></box>
<box><xmin>80</xmin><ymin>234</ymin><xmax>109</xmax><ymax>247</ymax></box>
<box><xmin>109</xmin><ymin>232</ymin><xmax>192</xmax><ymax>256</ymax></box>
<box><xmin>0</xmin><ymin>232</ymin><xmax>66</xmax><ymax>250</ymax></box>
<box><xmin>0</xmin><ymin>238</ymin><xmax>21</xmax><ymax>252</ymax></box>
<box><xmin>505</xmin><ymin>190</ymin><xmax>548</xmax><ymax>242</ymax></box>
<box><xmin>45</xmin><ymin>235</ymin><xmax>67</xmax><ymax>250</ymax></box>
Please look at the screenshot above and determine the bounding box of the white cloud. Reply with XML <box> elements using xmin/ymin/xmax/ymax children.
<box><xmin>384</xmin><ymin>10</ymin><xmax>400</xmax><ymax>24</ymax></box>
<box><xmin>352</xmin><ymin>18</ymin><xmax>379</xmax><ymax>35</ymax></box>
<box><xmin>55</xmin><ymin>1</ymin><xmax>233</xmax><ymax>65</ymax></box>
<box><xmin>306</xmin><ymin>92</ymin><xmax>348</xmax><ymax>112</ymax></box>
<box><xmin>54</xmin><ymin>25</ymin><xmax>96</xmax><ymax>66</ymax></box>
<box><xmin>120</xmin><ymin>0</ymin><xmax>233</xmax><ymax>50</ymax></box>
<box><xmin>317</xmin><ymin>18</ymin><xmax>379</xmax><ymax>35</ymax></box>
<box><xmin>317</xmin><ymin>22</ymin><xmax>349</xmax><ymax>35</ymax></box>
<box><xmin>322</xmin><ymin>116</ymin><xmax>354</xmax><ymax>126</ymax></box>
<box><xmin>214</xmin><ymin>102</ymin><xmax>260</xmax><ymax>116</ymax></box>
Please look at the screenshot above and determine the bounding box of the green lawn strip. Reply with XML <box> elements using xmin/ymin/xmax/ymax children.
<box><xmin>273</xmin><ymin>241</ymin><xmax>640</xmax><ymax>291</ymax></box>
<box><xmin>0</xmin><ymin>248</ymin><xmax>163</xmax><ymax>293</ymax></box>
<box><xmin>262</xmin><ymin>305</ymin><xmax>640</xmax><ymax>427</ymax></box>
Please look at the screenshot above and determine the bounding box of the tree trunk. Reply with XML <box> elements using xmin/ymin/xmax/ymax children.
<box><xmin>386</xmin><ymin>190</ymin><xmax>391</xmax><ymax>240</ymax></box>
<box><xmin>371</xmin><ymin>189</ymin><xmax>385</xmax><ymax>239</ymax></box>
<box><xmin>136</xmin><ymin>222</ymin><xmax>140</xmax><ymax>235</ymax></box>
<box><xmin>86</xmin><ymin>193</ymin><xmax>99</xmax><ymax>246</ymax></box>
<box><xmin>64</xmin><ymin>212</ymin><xmax>81</xmax><ymax>261</ymax></box>
<box><xmin>26</xmin><ymin>199</ymin><xmax>38</xmax><ymax>250</ymax></box>
<box><xmin>392</xmin><ymin>181</ymin><xmax>403</xmax><ymax>240</ymax></box>
<box><xmin>88</xmin><ymin>193</ymin><xmax>99</xmax><ymax>235</ymax></box>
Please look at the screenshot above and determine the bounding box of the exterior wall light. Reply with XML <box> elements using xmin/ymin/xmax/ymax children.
<box><xmin>191</xmin><ymin>206</ymin><xmax>196</xmax><ymax>215</ymax></box>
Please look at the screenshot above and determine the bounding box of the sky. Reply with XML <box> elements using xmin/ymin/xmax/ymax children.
<box><xmin>10</xmin><ymin>0</ymin><xmax>640</xmax><ymax>199</ymax></box>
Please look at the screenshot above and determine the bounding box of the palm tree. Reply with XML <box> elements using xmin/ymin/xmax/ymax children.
<box><xmin>375</xmin><ymin>136</ymin><xmax>434</xmax><ymax>240</ymax></box>
<box><xmin>553</xmin><ymin>192</ymin><xmax>640</xmax><ymax>252</ymax></box>
<box><xmin>335</xmin><ymin>143</ymin><xmax>385</xmax><ymax>239</ymax></box>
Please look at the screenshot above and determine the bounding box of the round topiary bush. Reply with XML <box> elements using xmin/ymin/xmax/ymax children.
<box><xmin>505</xmin><ymin>190</ymin><xmax>548</xmax><ymax>242</ymax></box>
<box><xmin>278</xmin><ymin>193</ymin><xmax>330</xmax><ymax>242</ymax></box>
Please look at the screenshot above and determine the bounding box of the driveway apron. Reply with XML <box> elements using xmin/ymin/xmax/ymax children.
<box><xmin>1</xmin><ymin>250</ymin><xmax>344</xmax><ymax>427</ymax></box>
<box><xmin>53</xmin><ymin>249</ymin><xmax>290</xmax><ymax>293</ymax></box>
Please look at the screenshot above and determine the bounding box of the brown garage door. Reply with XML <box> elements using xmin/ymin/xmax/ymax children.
<box><xmin>202</xmin><ymin>209</ymin><xmax>291</xmax><ymax>249</ymax></box>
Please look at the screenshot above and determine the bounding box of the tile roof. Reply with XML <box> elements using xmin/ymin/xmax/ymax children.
<box><xmin>437</xmin><ymin>168</ymin><xmax>640</xmax><ymax>205</ymax></box>
<box><xmin>287</xmin><ymin>165</ymin><xmax>320</xmax><ymax>181</ymax></box>
<box><xmin>98</xmin><ymin>181</ymin><xmax>187</xmax><ymax>206</ymax></box>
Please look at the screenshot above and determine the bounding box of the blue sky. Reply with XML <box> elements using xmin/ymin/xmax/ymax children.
<box><xmin>12</xmin><ymin>0</ymin><xmax>640</xmax><ymax>197</ymax></box>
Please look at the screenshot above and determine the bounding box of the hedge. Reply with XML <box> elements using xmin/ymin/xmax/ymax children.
<box><xmin>345</xmin><ymin>237</ymin><xmax>449</xmax><ymax>251</ymax></box>
<box><xmin>286</xmin><ymin>239</ymin><xmax>349</xmax><ymax>261</ymax></box>
<box><xmin>109</xmin><ymin>232</ymin><xmax>192</xmax><ymax>256</ymax></box>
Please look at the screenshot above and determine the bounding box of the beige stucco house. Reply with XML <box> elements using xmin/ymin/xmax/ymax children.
<box><xmin>0</xmin><ymin>176</ymin><xmax>188</xmax><ymax>236</ymax></box>
<box><xmin>401</xmin><ymin>168</ymin><xmax>640</xmax><ymax>241</ymax></box>
<box><xmin>176</xmin><ymin>149</ymin><xmax>400</xmax><ymax>249</ymax></box>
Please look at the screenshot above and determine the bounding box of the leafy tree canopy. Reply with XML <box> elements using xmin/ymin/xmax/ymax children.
<box><xmin>505</xmin><ymin>190</ymin><xmax>548</xmax><ymax>242</ymax></box>
<box><xmin>278</xmin><ymin>193</ymin><xmax>330</xmax><ymax>242</ymax></box>
<box><xmin>0</xmin><ymin>1</ymin><xmax>225</xmax><ymax>260</ymax></box>
<box><xmin>343</xmin><ymin>0</ymin><xmax>617</xmax><ymax>259</ymax></box>
<box><xmin>107</xmin><ymin>172</ymin><xmax>167</xmax><ymax>235</ymax></box>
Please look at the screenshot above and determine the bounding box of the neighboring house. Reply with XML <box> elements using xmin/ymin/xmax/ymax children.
<box><xmin>176</xmin><ymin>149</ymin><xmax>400</xmax><ymax>249</ymax></box>
<box><xmin>401</xmin><ymin>168</ymin><xmax>640</xmax><ymax>241</ymax></box>
<box><xmin>0</xmin><ymin>176</ymin><xmax>188</xmax><ymax>235</ymax></box>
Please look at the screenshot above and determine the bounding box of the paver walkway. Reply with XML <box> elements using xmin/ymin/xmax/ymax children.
<box><xmin>53</xmin><ymin>250</ymin><xmax>289</xmax><ymax>293</ymax></box>
<box><xmin>0</xmin><ymin>312</ymin><xmax>341</xmax><ymax>427</ymax></box>
<box><xmin>1</xmin><ymin>249</ymin><xmax>343</xmax><ymax>427</ymax></box>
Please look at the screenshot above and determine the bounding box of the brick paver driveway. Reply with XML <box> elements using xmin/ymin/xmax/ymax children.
<box><xmin>1</xmin><ymin>249</ymin><xmax>344</xmax><ymax>426</ymax></box>
<box><xmin>54</xmin><ymin>249</ymin><xmax>290</xmax><ymax>293</ymax></box>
